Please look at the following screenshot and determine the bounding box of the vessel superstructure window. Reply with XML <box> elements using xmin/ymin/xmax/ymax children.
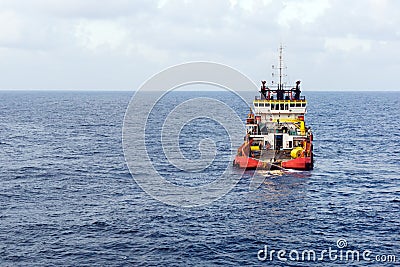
<box><xmin>280</xmin><ymin>104</ymin><xmax>284</xmax><ymax>110</ymax></box>
<box><xmin>296</xmin><ymin>103</ymin><xmax>301</xmax><ymax>107</ymax></box>
<box><xmin>271</xmin><ymin>104</ymin><xmax>275</xmax><ymax>110</ymax></box>
<box><xmin>290</xmin><ymin>103</ymin><xmax>295</xmax><ymax>107</ymax></box>
<box><xmin>302</xmin><ymin>103</ymin><xmax>306</xmax><ymax>107</ymax></box>
<box><xmin>260</xmin><ymin>102</ymin><xmax>264</xmax><ymax>107</ymax></box>
<box><xmin>254</xmin><ymin>102</ymin><xmax>258</xmax><ymax>107</ymax></box>
<box><xmin>265</xmin><ymin>103</ymin><xmax>270</xmax><ymax>107</ymax></box>
<box><xmin>285</xmin><ymin>104</ymin><xmax>289</xmax><ymax>110</ymax></box>
<box><xmin>275</xmin><ymin>104</ymin><xmax>279</xmax><ymax>110</ymax></box>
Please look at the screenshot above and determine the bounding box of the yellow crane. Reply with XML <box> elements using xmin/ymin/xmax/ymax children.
<box><xmin>272</xmin><ymin>118</ymin><xmax>306</xmax><ymax>135</ymax></box>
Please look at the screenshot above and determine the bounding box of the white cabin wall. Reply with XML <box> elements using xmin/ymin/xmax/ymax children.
<box><xmin>283</xmin><ymin>134</ymin><xmax>293</xmax><ymax>149</ymax></box>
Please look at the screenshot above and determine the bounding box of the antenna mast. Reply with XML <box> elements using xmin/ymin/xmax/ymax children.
<box><xmin>279</xmin><ymin>44</ymin><xmax>283</xmax><ymax>90</ymax></box>
<box><xmin>271</xmin><ymin>44</ymin><xmax>287</xmax><ymax>91</ymax></box>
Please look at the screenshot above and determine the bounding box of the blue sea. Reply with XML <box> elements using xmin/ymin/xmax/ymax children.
<box><xmin>0</xmin><ymin>90</ymin><xmax>399</xmax><ymax>266</ymax></box>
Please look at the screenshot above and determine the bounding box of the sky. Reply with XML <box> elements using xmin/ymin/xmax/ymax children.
<box><xmin>0</xmin><ymin>0</ymin><xmax>399</xmax><ymax>91</ymax></box>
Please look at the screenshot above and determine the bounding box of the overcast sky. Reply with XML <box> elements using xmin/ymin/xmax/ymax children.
<box><xmin>0</xmin><ymin>0</ymin><xmax>399</xmax><ymax>91</ymax></box>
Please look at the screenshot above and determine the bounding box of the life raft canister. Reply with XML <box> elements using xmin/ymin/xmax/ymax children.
<box><xmin>290</xmin><ymin>147</ymin><xmax>304</xmax><ymax>159</ymax></box>
<box><xmin>250</xmin><ymin>145</ymin><xmax>261</xmax><ymax>151</ymax></box>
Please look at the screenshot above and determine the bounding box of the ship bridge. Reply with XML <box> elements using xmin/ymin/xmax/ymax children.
<box><xmin>253</xmin><ymin>81</ymin><xmax>307</xmax><ymax>122</ymax></box>
<box><xmin>253</xmin><ymin>98</ymin><xmax>307</xmax><ymax>113</ymax></box>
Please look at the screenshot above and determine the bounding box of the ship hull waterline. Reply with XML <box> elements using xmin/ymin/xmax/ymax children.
<box><xmin>233</xmin><ymin>155</ymin><xmax>313</xmax><ymax>171</ymax></box>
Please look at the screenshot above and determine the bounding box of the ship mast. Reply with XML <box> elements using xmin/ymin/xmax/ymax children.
<box><xmin>279</xmin><ymin>44</ymin><xmax>283</xmax><ymax>90</ymax></box>
<box><xmin>274</xmin><ymin>44</ymin><xmax>286</xmax><ymax>100</ymax></box>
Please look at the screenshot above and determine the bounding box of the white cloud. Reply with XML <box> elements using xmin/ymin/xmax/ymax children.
<box><xmin>324</xmin><ymin>35</ymin><xmax>372</xmax><ymax>53</ymax></box>
<box><xmin>229</xmin><ymin>0</ymin><xmax>273</xmax><ymax>12</ymax></box>
<box><xmin>0</xmin><ymin>0</ymin><xmax>157</xmax><ymax>19</ymax></box>
<box><xmin>0</xmin><ymin>10</ymin><xmax>23</xmax><ymax>46</ymax></box>
<box><xmin>277</xmin><ymin>0</ymin><xmax>331</xmax><ymax>28</ymax></box>
<box><xmin>75</xmin><ymin>20</ymin><xmax>130</xmax><ymax>51</ymax></box>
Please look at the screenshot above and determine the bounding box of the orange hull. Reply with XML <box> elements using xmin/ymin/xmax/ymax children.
<box><xmin>234</xmin><ymin>155</ymin><xmax>313</xmax><ymax>171</ymax></box>
<box><xmin>233</xmin><ymin>156</ymin><xmax>261</xmax><ymax>169</ymax></box>
<box><xmin>281</xmin><ymin>156</ymin><xmax>313</xmax><ymax>171</ymax></box>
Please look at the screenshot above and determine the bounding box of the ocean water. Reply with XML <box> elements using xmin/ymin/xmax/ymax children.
<box><xmin>0</xmin><ymin>90</ymin><xmax>399</xmax><ymax>266</ymax></box>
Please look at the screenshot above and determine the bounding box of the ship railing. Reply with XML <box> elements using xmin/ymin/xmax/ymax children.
<box><xmin>254</xmin><ymin>96</ymin><xmax>306</xmax><ymax>101</ymax></box>
<box><xmin>254</xmin><ymin>95</ymin><xmax>306</xmax><ymax>101</ymax></box>
<box><xmin>260</xmin><ymin>129</ymin><xmax>300</xmax><ymax>135</ymax></box>
<box><xmin>256</xmin><ymin>86</ymin><xmax>306</xmax><ymax>101</ymax></box>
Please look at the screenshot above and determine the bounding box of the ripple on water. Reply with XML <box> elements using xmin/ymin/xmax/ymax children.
<box><xmin>0</xmin><ymin>91</ymin><xmax>399</xmax><ymax>266</ymax></box>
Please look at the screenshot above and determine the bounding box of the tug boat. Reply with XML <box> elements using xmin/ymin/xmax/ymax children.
<box><xmin>234</xmin><ymin>47</ymin><xmax>313</xmax><ymax>171</ymax></box>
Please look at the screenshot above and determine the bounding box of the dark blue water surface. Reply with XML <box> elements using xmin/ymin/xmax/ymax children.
<box><xmin>0</xmin><ymin>91</ymin><xmax>399</xmax><ymax>266</ymax></box>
